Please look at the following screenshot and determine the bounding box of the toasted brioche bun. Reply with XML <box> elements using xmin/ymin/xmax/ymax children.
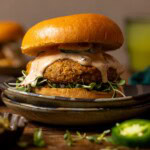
<box><xmin>34</xmin><ymin>87</ymin><xmax>124</xmax><ymax>99</ymax></box>
<box><xmin>0</xmin><ymin>21</ymin><xmax>24</xmax><ymax>42</ymax></box>
<box><xmin>0</xmin><ymin>59</ymin><xmax>12</xmax><ymax>67</ymax></box>
<box><xmin>22</xmin><ymin>13</ymin><xmax>124</xmax><ymax>56</ymax></box>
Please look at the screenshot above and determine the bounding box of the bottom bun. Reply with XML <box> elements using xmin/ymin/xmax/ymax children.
<box><xmin>34</xmin><ymin>87</ymin><xmax>124</xmax><ymax>99</ymax></box>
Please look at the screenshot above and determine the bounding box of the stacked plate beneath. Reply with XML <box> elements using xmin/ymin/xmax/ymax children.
<box><xmin>1</xmin><ymin>82</ymin><xmax>150</xmax><ymax>126</ymax></box>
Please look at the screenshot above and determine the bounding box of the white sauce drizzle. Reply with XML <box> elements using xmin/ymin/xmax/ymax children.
<box><xmin>21</xmin><ymin>50</ymin><xmax>124</xmax><ymax>86</ymax></box>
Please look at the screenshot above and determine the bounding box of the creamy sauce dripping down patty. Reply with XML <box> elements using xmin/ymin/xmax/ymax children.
<box><xmin>21</xmin><ymin>50</ymin><xmax>124</xmax><ymax>86</ymax></box>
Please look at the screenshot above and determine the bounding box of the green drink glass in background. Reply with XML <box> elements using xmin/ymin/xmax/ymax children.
<box><xmin>126</xmin><ymin>17</ymin><xmax>150</xmax><ymax>71</ymax></box>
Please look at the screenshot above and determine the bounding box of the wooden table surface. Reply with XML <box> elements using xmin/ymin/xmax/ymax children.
<box><xmin>0</xmin><ymin>76</ymin><xmax>149</xmax><ymax>150</ymax></box>
<box><xmin>0</xmin><ymin>106</ymin><xmax>149</xmax><ymax>150</ymax></box>
<box><xmin>0</xmin><ymin>106</ymin><xmax>130</xmax><ymax>150</ymax></box>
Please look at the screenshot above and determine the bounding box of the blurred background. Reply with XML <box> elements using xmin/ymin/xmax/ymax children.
<box><xmin>0</xmin><ymin>0</ymin><xmax>150</xmax><ymax>73</ymax></box>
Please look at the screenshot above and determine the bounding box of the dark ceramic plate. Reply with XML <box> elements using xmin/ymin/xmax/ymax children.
<box><xmin>2</xmin><ymin>94</ymin><xmax>150</xmax><ymax>126</ymax></box>
<box><xmin>0</xmin><ymin>76</ymin><xmax>15</xmax><ymax>103</ymax></box>
<box><xmin>1</xmin><ymin>81</ymin><xmax>150</xmax><ymax>108</ymax></box>
<box><xmin>0</xmin><ymin>112</ymin><xmax>27</xmax><ymax>146</ymax></box>
<box><xmin>0</xmin><ymin>75</ymin><xmax>15</xmax><ymax>83</ymax></box>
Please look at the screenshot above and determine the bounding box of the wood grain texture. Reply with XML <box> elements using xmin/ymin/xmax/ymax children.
<box><xmin>0</xmin><ymin>106</ymin><xmax>149</xmax><ymax>150</ymax></box>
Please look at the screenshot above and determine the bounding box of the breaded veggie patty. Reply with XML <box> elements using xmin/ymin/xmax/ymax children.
<box><xmin>27</xmin><ymin>59</ymin><xmax>119</xmax><ymax>84</ymax></box>
<box><xmin>43</xmin><ymin>59</ymin><xmax>118</xmax><ymax>84</ymax></box>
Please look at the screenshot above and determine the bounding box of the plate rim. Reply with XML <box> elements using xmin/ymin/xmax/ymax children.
<box><xmin>2</xmin><ymin>81</ymin><xmax>150</xmax><ymax>103</ymax></box>
<box><xmin>3</xmin><ymin>94</ymin><xmax>150</xmax><ymax>112</ymax></box>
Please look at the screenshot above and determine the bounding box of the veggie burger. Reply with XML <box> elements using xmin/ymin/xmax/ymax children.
<box><xmin>0</xmin><ymin>21</ymin><xmax>25</xmax><ymax>68</ymax></box>
<box><xmin>17</xmin><ymin>13</ymin><xmax>126</xmax><ymax>99</ymax></box>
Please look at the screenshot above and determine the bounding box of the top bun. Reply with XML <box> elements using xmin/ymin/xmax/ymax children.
<box><xmin>22</xmin><ymin>14</ymin><xmax>124</xmax><ymax>56</ymax></box>
<box><xmin>0</xmin><ymin>21</ymin><xmax>24</xmax><ymax>43</ymax></box>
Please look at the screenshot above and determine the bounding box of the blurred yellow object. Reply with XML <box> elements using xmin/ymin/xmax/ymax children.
<box><xmin>0</xmin><ymin>59</ymin><xmax>12</xmax><ymax>67</ymax></box>
<box><xmin>0</xmin><ymin>21</ymin><xmax>24</xmax><ymax>43</ymax></box>
<box><xmin>126</xmin><ymin>18</ymin><xmax>150</xmax><ymax>71</ymax></box>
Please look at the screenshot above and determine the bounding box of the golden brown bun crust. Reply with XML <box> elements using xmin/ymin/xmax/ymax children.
<box><xmin>0</xmin><ymin>59</ymin><xmax>12</xmax><ymax>67</ymax></box>
<box><xmin>34</xmin><ymin>87</ymin><xmax>124</xmax><ymax>99</ymax></box>
<box><xmin>0</xmin><ymin>21</ymin><xmax>24</xmax><ymax>42</ymax></box>
<box><xmin>22</xmin><ymin>13</ymin><xmax>124</xmax><ymax>56</ymax></box>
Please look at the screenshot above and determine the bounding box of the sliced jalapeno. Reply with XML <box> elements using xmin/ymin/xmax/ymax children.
<box><xmin>112</xmin><ymin>119</ymin><xmax>150</xmax><ymax>147</ymax></box>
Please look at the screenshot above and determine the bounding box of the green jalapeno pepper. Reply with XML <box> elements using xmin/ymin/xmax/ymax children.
<box><xmin>112</xmin><ymin>119</ymin><xmax>150</xmax><ymax>147</ymax></box>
